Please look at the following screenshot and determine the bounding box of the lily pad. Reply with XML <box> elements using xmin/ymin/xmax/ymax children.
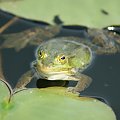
<box><xmin>0</xmin><ymin>79</ymin><xmax>13</xmax><ymax>120</ymax></box>
<box><xmin>0</xmin><ymin>79</ymin><xmax>12</xmax><ymax>103</ymax></box>
<box><xmin>0</xmin><ymin>80</ymin><xmax>116</xmax><ymax>120</ymax></box>
<box><xmin>0</xmin><ymin>0</ymin><xmax>120</xmax><ymax>28</ymax></box>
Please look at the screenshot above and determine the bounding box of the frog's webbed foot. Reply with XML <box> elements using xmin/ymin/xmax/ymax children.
<box><xmin>66</xmin><ymin>73</ymin><xmax>92</xmax><ymax>94</ymax></box>
<box><xmin>15</xmin><ymin>70</ymin><xmax>34</xmax><ymax>90</ymax></box>
<box><xmin>0</xmin><ymin>30</ymin><xmax>33</xmax><ymax>51</ymax></box>
<box><xmin>67</xmin><ymin>87</ymin><xmax>80</xmax><ymax>94</ymax></box>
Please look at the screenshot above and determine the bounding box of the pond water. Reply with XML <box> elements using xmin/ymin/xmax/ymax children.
<box><xmin>0</xmin><ymin>10</ymin><xmax>120</xmax><ymax>119</ymax></box>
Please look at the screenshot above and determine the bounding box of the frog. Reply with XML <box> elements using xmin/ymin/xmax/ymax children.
<box><xmin>1</xmin><ymin>24</ymin><xmax>120</xmax><ymax>93</ymax></box>
<box><xmin>15</xmin><ymin>37</ymin><xmax>93</xmax><ymax>93</ymax></box>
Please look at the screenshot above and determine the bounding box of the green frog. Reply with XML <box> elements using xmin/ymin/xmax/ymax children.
<box><xmin>15</xmin><ymin>37</ymin><xmax>93</xmax><ymax>93</ymax></box>
<box><xmin>1</xmin><ymin>25</ymin><xmax>120</xmax><ymax>93</ymax></box>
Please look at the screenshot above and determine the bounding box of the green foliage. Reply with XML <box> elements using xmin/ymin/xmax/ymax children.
<box><xmin>0</xmin><ymin>80</ymin><xmax>116</xmax><ymax>120</ymax></box>
<box><xmin>0</xmin><ymin>80</ymin><xmax>11</xmax><ymax>103</ymax></box>
<box><xmin>0</xmin><ymin>0</ymin><xmax>120</xmax><ymax>28</ymax></box>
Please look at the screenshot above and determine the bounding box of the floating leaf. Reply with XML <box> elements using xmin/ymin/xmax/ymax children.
<box><xmin>0</xmin><ymin>85</ymin><xmax>116</xmax><ymax>120</ymax></box>
<box><xmin>0</xmin><ymin>79</ymin><xmax>12</xmax><ymax>103</ymax></box>
<box><xmin>0</xmin><ymin>0</ymin><xmax>120</xmax><ymax>28</ymax></box>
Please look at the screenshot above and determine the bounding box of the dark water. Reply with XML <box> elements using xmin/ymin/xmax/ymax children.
<box><xmin>0</xmin><ymin>10</ymin><xmax>120</xmax><ymax>120</ymax></box>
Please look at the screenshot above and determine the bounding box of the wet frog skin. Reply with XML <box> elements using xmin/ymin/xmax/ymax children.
<box><xmin>15</xmin><ymin>38</ymin><xmax>93</xmax><ymax>93</ymax></box>
<box><xmin>1</xmin><ymin>25</ymin><xmax>120</xmax><ymax>93</ymax></box>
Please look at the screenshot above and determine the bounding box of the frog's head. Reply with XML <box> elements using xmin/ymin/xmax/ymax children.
<box><xmin>35</xmin><ymin>38</ymin><xmax>92</xmax><ymax>78</ymax></box>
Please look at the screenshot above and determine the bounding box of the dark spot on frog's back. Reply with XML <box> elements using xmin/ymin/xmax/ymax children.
<box><xmin>101</xmin><ymin>9</ymin><xmax>109</xmax><ymax>15</ymax></box>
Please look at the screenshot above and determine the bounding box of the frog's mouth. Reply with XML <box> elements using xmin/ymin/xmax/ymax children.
<box><xmin>36</xmin><ymin>62</ymin><xmax>74</xmax><ymax>76</ymax></box>
<box><xmin>38</xmin><ymin>65</ymin><xmax>70</xmax><ymax>74</ymax></box>
<box><xmin>37</xmin><ymin>65</ymin><xmax>74</xmax><ymax>80</ymax></box>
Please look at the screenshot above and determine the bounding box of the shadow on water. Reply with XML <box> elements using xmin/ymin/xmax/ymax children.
<box><xmin>0</xmin><ymin>10</ymin><xmax>120</xmax><ymax>119</ymax></box>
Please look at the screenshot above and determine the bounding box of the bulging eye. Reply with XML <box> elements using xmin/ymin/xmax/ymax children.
<box><xmin>61</xmin><ymin>56</ymin><xmax>65</xmax><ymax>60</ymax></box>
<box><xmin>37</xmin><ymin>50</ymin><xmax>47</xmax><ymax>59</ymax></box>
<box><xmin>56</xmin><ymin>55</ymin><xmax>67</xmax><ymax>64</ymax></box>
<box><xmin>39</xmin><ymin>51</ymin><xmax>42</xmax><ymax>56</ymax></box>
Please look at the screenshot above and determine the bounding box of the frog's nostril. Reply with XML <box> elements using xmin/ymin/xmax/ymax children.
<box><xmin>43</xmin><ymin>62</ymin><xmax>53</xmax><ymax>68</ymax></box>
<box><xmin>48</xmin><ymin>63</ymin><xmax>53</xmax><ymax>67</ymax></box>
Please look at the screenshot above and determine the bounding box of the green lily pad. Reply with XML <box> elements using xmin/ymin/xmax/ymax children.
<box><xmin>0</xmin><ymin>83</ymin><xmax>116</xmax><ymax>120</ymax></box>
<box><xmin>0</xmin><ymin>79</ymin><xmax>13</xmax><ymax>120</ymax></box>
<box><xmin>0</xmin><ymin>79</ymin><xmax>12</xmax><ymax>103</ymax></box>
<box><xmin>0</xmin><ymin>0</ymin><xmax>120</xmax><ymax>28</ymax></box>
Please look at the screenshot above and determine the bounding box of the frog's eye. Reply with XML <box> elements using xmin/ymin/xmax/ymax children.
<box><xmin>39</xmin><ymin>51</ymin><xmax>42</xmax><ymax>56</ymax></box>
<box><xmin>60</xmin><ymin>56</ymin><xmax>65</xmax><ymax>60</ymax></box>
<box><xmin>37</xmin><ymin>50</ymin><xmax>47</xmax><ymax>59</ymax></box>
<box><xmin>56</xmin><ymin>55</ymin><xmax>67</xmax><ymax>64</ymax></box>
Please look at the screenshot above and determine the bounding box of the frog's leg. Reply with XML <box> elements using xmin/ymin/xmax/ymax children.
<box><xmin>67</xmin><ymin>73</ymin><xmax>92</xmax><ymax>93</ymax></box>
<box><xmin>88</xmin><ymin>28</ymin><xmax>120</xmax><ymax>54</ymax></box>
<box><xmin>0</xmin><ymin>25</ymin><xmax>61</xmax><ymax>51</ymax></box>
<box><xmin>15</xmin><ymin>70</ymin><xmax>34</xmax><ymax>90</ymax></box>
<box><xmin>29</xmin><ymin>25</ymin><xmax>61</xmax><ymax>45</ymax></box>
<box><xmin>95</xmin><ymin>46</ymin><xmax>119</xmax><ymax>54</ymax></box>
